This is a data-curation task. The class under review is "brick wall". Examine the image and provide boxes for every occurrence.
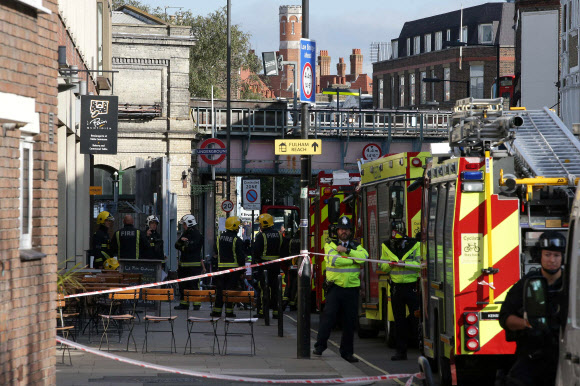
[0,1,59,385]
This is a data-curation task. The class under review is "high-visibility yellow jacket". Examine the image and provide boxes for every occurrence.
[379,240,421,283]
[324,239,367,288]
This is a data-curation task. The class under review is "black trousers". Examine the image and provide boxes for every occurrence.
[258,262,280,315]
[283,267,298,307]
[177,266,202,304]
[213,271,240,315]
[391,282,419,354]
[505,350,558,386]
[314,286,359,358]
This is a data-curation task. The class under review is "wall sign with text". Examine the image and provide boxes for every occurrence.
[80,95,118,154]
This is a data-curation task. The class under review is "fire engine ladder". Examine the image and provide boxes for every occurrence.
[505,108,580,179]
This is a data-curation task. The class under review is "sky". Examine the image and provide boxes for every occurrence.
[139,0,501,75]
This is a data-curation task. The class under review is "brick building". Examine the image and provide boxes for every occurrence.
[317,49,373,95]
[373,2,515,110]
[0,0,58,384]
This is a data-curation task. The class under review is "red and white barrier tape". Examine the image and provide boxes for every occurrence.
[56,337,422,384]
[65,255,297,299]
[309,252,426,268]
[298,250,311,277]
[478,280,496,290]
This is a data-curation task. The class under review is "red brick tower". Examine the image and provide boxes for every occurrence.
[275,5,302,98]
[350,48,363,79]
[318,50,331,76]
[337,57,347,78]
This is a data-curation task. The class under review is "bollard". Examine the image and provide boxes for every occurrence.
[278,274,283,337]
[264,269,270,326]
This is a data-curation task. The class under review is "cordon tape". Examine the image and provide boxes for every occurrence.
[56,337,423,385]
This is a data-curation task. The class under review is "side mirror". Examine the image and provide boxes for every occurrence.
[408,177,424,192]
[328,197,341,224]
[523,276,549,329]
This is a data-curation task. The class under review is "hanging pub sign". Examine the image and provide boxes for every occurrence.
[80,95,118,154]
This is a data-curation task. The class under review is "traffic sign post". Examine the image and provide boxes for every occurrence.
[274,139,322,155]
[242,179,261,211]
[362,143,382,161]
[300,39,316,104]
[221,200,234,213]
[196,138,227,165]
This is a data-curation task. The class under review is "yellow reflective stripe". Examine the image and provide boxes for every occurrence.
[116,232,120,258]
[391,270,418,275]
[262,232,267,258]
[180,262,201,267]
[219,263,238,267]
[233,237,238,260]
[326,267,359,273]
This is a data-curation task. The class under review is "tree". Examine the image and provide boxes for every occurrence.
[112,1,264,99]
[260,176,299,206]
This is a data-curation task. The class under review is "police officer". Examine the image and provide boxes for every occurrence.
[280,229,300,311]
[110,215,150,260]
[211,216,245,317]
[499,231,565,386]
[313,216,367,363]
[174,214,205,310]
[379,228,421,361]
[252,213,283,319]
[92,211,114,269]
[144,215,164,260]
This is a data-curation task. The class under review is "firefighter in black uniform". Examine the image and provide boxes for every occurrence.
[144,215,164,260]
[280,229,300,311]
[92,211,114,269]
[174,214,205,310]
[252,213,283,319]
[110,214,150,260]
[211,216,245,317]
[499,231,565,386]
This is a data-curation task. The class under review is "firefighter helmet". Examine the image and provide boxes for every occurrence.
[103,258,119,270]
[146,215,159,227]
[225,216,241,231]
[336,216,352,230]
[257,213,274,228]
[96,211,114,225]
[179,214,197,227]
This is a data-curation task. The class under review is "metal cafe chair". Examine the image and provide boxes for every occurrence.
[222,290,257,356]
[141,288,177,353]
[183,289,220,355]
[98,288,139,352]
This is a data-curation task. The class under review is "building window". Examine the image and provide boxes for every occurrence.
[291,21,295,35]
[420,71,427,104]
[570,33,579,70]
[446,29,451,42]
[470,64,484,98]
[400,75,405,106]
[425,34,431,52]
[563,4,567,33]
[430,69,436,101]
[392,40,398,59]
[391,76,396,108]
[479,24,493,44]
[406,38,411,56]
[461,26,468,43]
[435,31,442,50]
[20,139,33,249]
[414,36,421,55]
[379,78,384,107]
[409,73,416,105]
[282,20,285,35]
[444,67,450,101]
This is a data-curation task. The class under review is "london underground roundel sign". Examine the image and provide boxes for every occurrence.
[198,138,226,165]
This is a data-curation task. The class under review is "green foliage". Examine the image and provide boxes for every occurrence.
[260,176,299,206]
[57,258,86,295]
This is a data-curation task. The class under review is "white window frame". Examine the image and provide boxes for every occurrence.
[414,36,421,55]
[420,71,427,104]
[444,67,451,101]
[399,75,405,106]
[430,69,436,101]
[409,73,416,105]
[20,138,33,249]
[446,29,451,42]
[391,76,395,108]
[478,24,493,44]
[435,31,442,50]
[406,38,411,56]
[291,21,295,35]
[392,40,398,59]
[470,64,485,98]
[282,20,286,35]
[425,34,431,53]
[461,26,468,43]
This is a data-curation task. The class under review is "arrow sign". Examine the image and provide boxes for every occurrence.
[275,139,322,155]
[311,142,319,152]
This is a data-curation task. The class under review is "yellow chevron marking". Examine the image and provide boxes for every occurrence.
[491,210,519,265]
[321,203,328,225]
[459,189,485,221]
[478,318,503,349]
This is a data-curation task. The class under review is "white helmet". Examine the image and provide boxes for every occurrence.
[146,215,159,227]
[180,214,197,227]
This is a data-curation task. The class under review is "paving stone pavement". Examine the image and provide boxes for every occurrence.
[56,304,373,385]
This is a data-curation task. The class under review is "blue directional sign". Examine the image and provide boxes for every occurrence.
[300,38,316,104]
[195,149,227,155]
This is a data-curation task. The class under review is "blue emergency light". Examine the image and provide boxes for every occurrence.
[461,171,484,181]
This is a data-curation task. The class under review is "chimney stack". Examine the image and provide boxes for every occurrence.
[350,48,363,79]
[337,57,346,78]
[318,50,331,76]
